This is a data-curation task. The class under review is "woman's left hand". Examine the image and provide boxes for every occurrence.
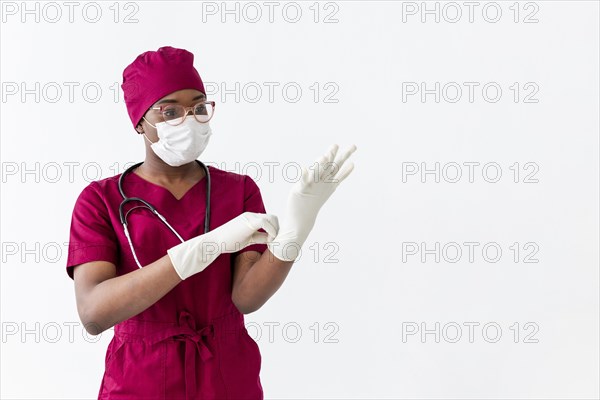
[268,143,357,262]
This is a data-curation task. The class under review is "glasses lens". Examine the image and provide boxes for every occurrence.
[193,102,214,123]
[162,105,186,125]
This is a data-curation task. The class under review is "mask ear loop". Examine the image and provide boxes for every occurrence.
[141,116,157,145]
[142,115,157,129]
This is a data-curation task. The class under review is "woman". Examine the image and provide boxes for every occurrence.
[66,46,356,399]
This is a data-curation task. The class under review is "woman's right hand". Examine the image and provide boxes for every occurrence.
[167,212,279,280]
[214,211,279,253]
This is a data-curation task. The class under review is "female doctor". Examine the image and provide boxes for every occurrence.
[66,46,356,399]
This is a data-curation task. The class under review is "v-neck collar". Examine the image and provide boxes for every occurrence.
[129,165,208,202]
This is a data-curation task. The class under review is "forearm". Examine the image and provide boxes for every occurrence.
[84,255,182,334]
[233,248,294,314]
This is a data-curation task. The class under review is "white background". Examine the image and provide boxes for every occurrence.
[1,1,599,398]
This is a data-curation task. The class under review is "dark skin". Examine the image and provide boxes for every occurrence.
[73,89,294,335]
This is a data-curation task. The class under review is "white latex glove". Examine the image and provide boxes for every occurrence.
[168,211,279,280]
[268,143,357,262]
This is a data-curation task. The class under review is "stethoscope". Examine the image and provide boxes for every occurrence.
[118,160,211,269]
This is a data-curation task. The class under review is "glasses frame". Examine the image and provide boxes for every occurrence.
[150,100,216,126]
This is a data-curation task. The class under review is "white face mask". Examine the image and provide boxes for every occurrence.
[142,116,212,167]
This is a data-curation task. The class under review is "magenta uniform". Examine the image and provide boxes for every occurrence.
[66,165,267,399]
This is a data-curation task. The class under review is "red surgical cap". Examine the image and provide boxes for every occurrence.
[121,46,206,130]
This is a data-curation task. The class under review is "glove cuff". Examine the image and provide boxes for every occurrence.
[167,234,221,280]
[267,239,303,262]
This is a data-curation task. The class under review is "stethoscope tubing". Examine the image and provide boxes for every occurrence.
[117,160,211,268]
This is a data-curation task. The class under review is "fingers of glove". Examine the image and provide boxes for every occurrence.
[242,212,278,237]
[309,144,336,182]
[328,145,356,184]
[312,153,329,182]
[318,144,339,182]
[303,144,351,185]
[260,214,279,239]
[239,212,267,231]
[248,231,269,245]
[330,144,357,181]
[326,143,339,164]
[335,161,355,184]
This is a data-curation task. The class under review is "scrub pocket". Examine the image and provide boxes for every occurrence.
[216,327,263,399]
[99,333,167,398]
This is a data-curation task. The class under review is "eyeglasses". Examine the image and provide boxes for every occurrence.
[150,100,216,126]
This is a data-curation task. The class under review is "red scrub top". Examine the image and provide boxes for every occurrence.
[66,164,267,399]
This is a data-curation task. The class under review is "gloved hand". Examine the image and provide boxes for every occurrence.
[268,143,357,262]
[167,211,279,280]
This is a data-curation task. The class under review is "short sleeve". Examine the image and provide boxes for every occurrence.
[233,175,268,258]
[66,182,119,280]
